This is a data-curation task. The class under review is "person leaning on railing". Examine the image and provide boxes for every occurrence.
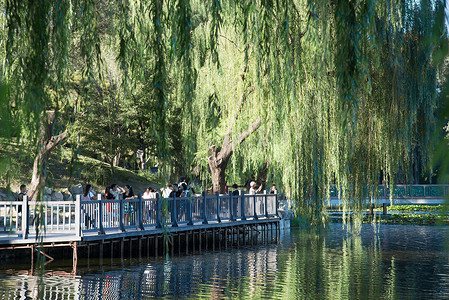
[83,184,96,201]
[122,185,134,224]
[83,184,97,228]
[249,181,264,216]
[17,184,27,212]
[142,187,154,221]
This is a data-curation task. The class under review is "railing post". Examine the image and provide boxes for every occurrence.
[275,191,279,217]
[229,191,235,221]
[241,191,246,221]
[138,194,145,230]
[253,193,258,220]
[216,192,221,223]
[172,194,178,227]
[202,191,208,224]
[98,194,105,234]
[22,195,29,239]
[155,194,162,228]
[119,199,125,232]
[75,195,81,237]
[187,196,193,225]
[264,190,269,218]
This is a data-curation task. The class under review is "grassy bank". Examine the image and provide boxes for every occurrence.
[0,144,159,195]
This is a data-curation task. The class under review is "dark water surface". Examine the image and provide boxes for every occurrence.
[1,224,449,299]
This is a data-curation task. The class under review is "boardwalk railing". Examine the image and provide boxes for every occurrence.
[0,197,79,239]
[80,191,278,232]
[328,184,449,199]
[0,191,278,239]
[326,184,449,207]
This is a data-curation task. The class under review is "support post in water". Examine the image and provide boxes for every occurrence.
[72,242,78,274]
[30,244,34,275]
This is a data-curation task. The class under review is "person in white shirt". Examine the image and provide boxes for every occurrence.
[142,187,156,221]
[142,187,153,199]
[83,184,96,227]
[162,184,172,198]
[249,181,262,195]
[83,184,96,200]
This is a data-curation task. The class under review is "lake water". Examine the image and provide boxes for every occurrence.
[1,223,449,299]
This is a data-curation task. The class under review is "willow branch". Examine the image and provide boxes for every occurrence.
[219,34,242,52]
[44,130,69,152]
[237,117,261,146]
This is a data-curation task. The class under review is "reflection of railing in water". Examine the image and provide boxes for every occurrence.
[0,191,279,240]
[0,235,283,299]
[0,273,82,299]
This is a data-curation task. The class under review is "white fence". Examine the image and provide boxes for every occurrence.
[0,191,279,239]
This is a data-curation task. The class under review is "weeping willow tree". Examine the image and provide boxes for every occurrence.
[0,0,111,199]
[174,0,447,226]
[1,0,447,226]
[1,1,75,200]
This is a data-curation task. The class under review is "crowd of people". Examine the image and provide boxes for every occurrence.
[14,178,277,203]
[11,179,277,233]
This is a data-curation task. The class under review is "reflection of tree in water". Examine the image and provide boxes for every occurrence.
[0,238,395,299]
[3,225,449,299]
[270,229,398,299]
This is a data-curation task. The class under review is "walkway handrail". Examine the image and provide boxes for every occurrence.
[328,184,449,199]
[0,192,278,238]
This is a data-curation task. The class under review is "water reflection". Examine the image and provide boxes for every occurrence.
[1,224,449,299]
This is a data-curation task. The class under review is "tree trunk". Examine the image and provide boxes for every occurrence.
[208,117,261,194]
[113,153,121,167]
[28,152,49,202]
[209,161,227,194]
[109,160,115,175]
[207,68,261,194]
[256,161,269,189]
[28,111,68,201]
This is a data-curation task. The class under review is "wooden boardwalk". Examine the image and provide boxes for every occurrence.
[0,193,280,269]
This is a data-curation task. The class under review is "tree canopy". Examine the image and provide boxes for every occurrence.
[0,0,447,225]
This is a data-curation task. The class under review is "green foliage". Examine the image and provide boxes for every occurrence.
[1,0,447,228]
[373,213,448,225]
[382,204,444,212]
